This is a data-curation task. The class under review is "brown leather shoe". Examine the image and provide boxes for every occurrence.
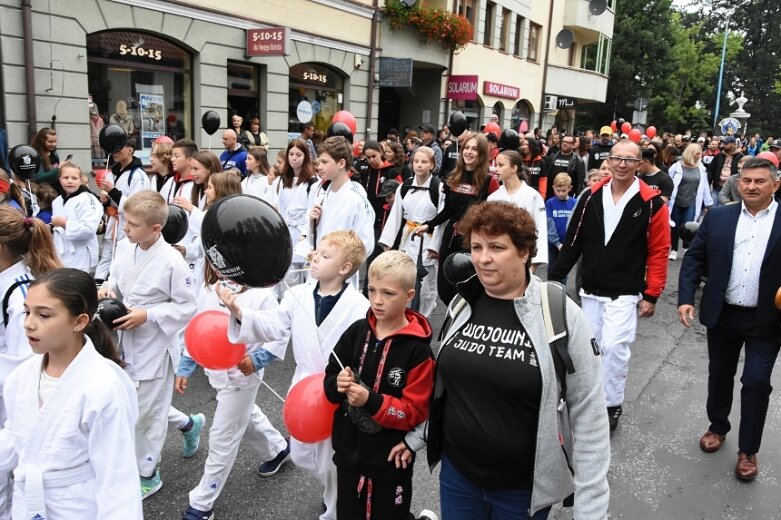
[735,452,758,481]
[699,431,726,453]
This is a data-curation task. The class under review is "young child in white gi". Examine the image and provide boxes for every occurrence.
[216,230,370,520]
[50,162,103,273]
[95,138,150,281]
[98,190,197,499]
[378,146,444,317]
[0,268,141,519]
[242,146,273,203]
[307,137,375,289]
[0,206,62,520]
[175,270,291,520]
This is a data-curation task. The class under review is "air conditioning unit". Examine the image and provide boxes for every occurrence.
[544,95,558,111]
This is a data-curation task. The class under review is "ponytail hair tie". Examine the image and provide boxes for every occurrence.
[23,217,33,229]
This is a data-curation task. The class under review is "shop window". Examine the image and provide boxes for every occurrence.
[511,99,532,134]
[453,97,484,132]
[514,15,525,57]
[288,63,344,136]
[483,2,496,47]
[87,31,192,166]
[227,62,263,135]
[456,0,478,41]
[499,8,511,53]
[528,23,541,62]
[492,102,504,126]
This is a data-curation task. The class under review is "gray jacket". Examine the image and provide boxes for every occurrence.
[405,275,610,519]
[718,174,741,205]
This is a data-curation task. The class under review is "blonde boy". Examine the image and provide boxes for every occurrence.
[324,250,435,520]
[218,230,370,520]
[99,190,197,498]
[547,173,577,284]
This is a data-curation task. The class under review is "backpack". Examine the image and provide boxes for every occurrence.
[3,278,32,327]
[399,176,440,209]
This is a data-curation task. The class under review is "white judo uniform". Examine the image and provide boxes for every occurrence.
[272,177,319,288]
[185,284,289,512]
[159,178,206,293]
[378,176,445,317]
[51,190,103,273]
[95,163,150,279]
[0,338,142,520]
[228,282,369,520]
[241,173,272,204]
[488,182,549,266]
[104,235,197,476]
[0,262,33,520]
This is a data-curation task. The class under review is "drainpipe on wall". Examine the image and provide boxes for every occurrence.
[365,1,379,140]
[538,0,555,130]
[22,0,37,140]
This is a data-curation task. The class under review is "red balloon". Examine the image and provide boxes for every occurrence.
[331,111,357,135]
[646,126,657,139]
[621,122,632,134]
[483,122,501,137]
[283,373,338,443]
[610,120,618,132]
[184,310,246,370]
[628,129,642,143]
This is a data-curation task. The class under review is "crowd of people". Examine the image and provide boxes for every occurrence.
[0,114,778,520]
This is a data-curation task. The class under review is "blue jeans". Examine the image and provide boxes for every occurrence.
[439,455,551,520]
[670,203,696,250]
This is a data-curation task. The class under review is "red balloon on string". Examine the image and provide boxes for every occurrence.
[610,120,618,132]
[283,373,339,443]
[332,111,357,135]
[646,126,657,139]
[621,122,632,134]
[184,310,246,370]
[483,122,501,137]
[628,129,642,143]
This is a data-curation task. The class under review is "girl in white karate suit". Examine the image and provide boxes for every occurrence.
[378,146,445,317]
[0,268,141,520]
[218,229,370,520]
[271,139,320,288]
[242,146,272,203]
[0,206,62,520]
[174,262,289,519]
[50,162,103,273]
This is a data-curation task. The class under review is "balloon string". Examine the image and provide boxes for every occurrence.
[261,378,286,403]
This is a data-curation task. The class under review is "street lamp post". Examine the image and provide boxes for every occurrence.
[713,1,749,129]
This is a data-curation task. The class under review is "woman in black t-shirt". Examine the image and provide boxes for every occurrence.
[414,132,499,305]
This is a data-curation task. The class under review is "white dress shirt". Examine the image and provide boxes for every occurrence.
[725,200,777,307]
[602,177,640,245]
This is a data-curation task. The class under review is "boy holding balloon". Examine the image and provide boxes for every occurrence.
[98,190,197,500]
[324,250,436,520]
[217,229,370,520]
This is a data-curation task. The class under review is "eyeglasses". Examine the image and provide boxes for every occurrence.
[608,156,640,165]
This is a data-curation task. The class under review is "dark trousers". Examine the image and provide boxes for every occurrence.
[436,224,464,307]
[363,227,384,296]
[336,467,415,520]
[706,304,780,455]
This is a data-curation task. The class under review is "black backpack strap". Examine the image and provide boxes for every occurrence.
[541,281,574,400]
[438,294,468,342]
[3,278,32,327]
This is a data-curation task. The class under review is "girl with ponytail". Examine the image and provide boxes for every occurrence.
[0,169,27,215]
[0,268,141,519]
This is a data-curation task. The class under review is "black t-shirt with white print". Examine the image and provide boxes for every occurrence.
[439,292,541,489]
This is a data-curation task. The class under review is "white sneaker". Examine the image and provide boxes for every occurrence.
[668,250,677,261]
[418,510,439,520]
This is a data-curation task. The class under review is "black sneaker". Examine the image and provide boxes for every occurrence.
[608,405,622,432]
[258,441,291,477]
[181,505,214,520]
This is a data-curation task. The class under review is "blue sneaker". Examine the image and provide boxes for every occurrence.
[258,441,291,477]
[181,505,214,520]
[181,413,206,458]
[140,469,163,500]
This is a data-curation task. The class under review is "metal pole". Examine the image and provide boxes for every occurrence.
[713,14,731,129]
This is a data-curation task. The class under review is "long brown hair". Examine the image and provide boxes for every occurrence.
[0,169,27,214]
[498,150,528,182]
[247,146,270,175]
[206,171,242,209]
[31,128,57,171]
[281,139,315,189]
[0,205,62,276]
[447,132,490,192]
[190,151,221,206]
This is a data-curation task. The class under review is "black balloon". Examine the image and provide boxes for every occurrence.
[678,221,700,244]
[99,124,128,155]
[443,252,476,285]
[8,145,40,181]
[202,110,221,136]
[499,128,520,151]
[96,298,129,329]
[201,195,292,287]
[448,111,468,137]
[617,117,626,127]
[326,122,353,143]
[162,204,189,244]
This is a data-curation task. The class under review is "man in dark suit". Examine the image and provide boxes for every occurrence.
[678,157,781,481]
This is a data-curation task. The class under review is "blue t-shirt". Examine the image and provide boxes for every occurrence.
[220,148,248,177]
[546,196,577,243]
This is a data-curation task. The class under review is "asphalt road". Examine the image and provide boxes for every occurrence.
[144,261,781,519]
